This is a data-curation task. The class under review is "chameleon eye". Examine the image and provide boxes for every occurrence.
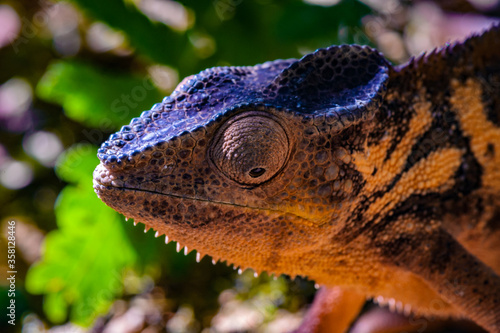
[249,167,266,178]
[210,113,289,186]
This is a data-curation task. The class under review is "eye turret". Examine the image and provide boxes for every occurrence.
[210,113,289,186]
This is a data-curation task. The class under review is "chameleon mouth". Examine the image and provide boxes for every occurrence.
[93,163,246,211]
[93,163,329,278]
[92,163,317,225]
[94,178,251,211]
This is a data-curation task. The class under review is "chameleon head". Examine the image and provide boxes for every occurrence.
[93,45,389,275]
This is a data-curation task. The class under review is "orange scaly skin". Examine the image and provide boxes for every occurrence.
[94,26,500,332]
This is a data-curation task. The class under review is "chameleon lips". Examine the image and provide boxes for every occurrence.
[93,161,252,227]
[93,162,324,275]
[93,162,319,226]
[93,177,226,229]
[93,162,227,226]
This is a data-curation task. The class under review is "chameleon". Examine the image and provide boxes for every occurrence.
[93,25,500,332]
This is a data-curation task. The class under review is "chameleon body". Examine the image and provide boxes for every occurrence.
[94,26,500,332]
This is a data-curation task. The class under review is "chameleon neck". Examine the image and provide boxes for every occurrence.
[342,73,500,269]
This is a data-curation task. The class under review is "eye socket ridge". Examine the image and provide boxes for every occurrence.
[209,112,290,186]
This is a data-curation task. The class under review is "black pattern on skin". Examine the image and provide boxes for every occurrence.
[481,67,500,127]
[389,108,483,198]
[333,94,485,245]
[94,25,500,332]
[380,100,412,163]
[486,209,500,231]
[338,123,484,247]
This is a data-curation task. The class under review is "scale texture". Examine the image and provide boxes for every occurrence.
[94,25,500,332]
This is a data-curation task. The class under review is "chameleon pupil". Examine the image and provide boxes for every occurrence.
[249,168,266,177]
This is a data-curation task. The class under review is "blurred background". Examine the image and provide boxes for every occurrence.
[0,0,499,332]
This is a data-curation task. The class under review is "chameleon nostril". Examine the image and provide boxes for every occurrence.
[249,168,266,178]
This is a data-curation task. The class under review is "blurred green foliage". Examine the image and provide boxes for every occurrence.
[37,61,163,129]
[4,0,495,331]
[7,0,372,328]
[26,145,137,325]
[69,0,188,66]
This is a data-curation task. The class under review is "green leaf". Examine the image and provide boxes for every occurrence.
[67,0,189,67]
[44,293,67,323]
[26,146,138,326]
[36,61,163,129]
[274,0,372,45]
